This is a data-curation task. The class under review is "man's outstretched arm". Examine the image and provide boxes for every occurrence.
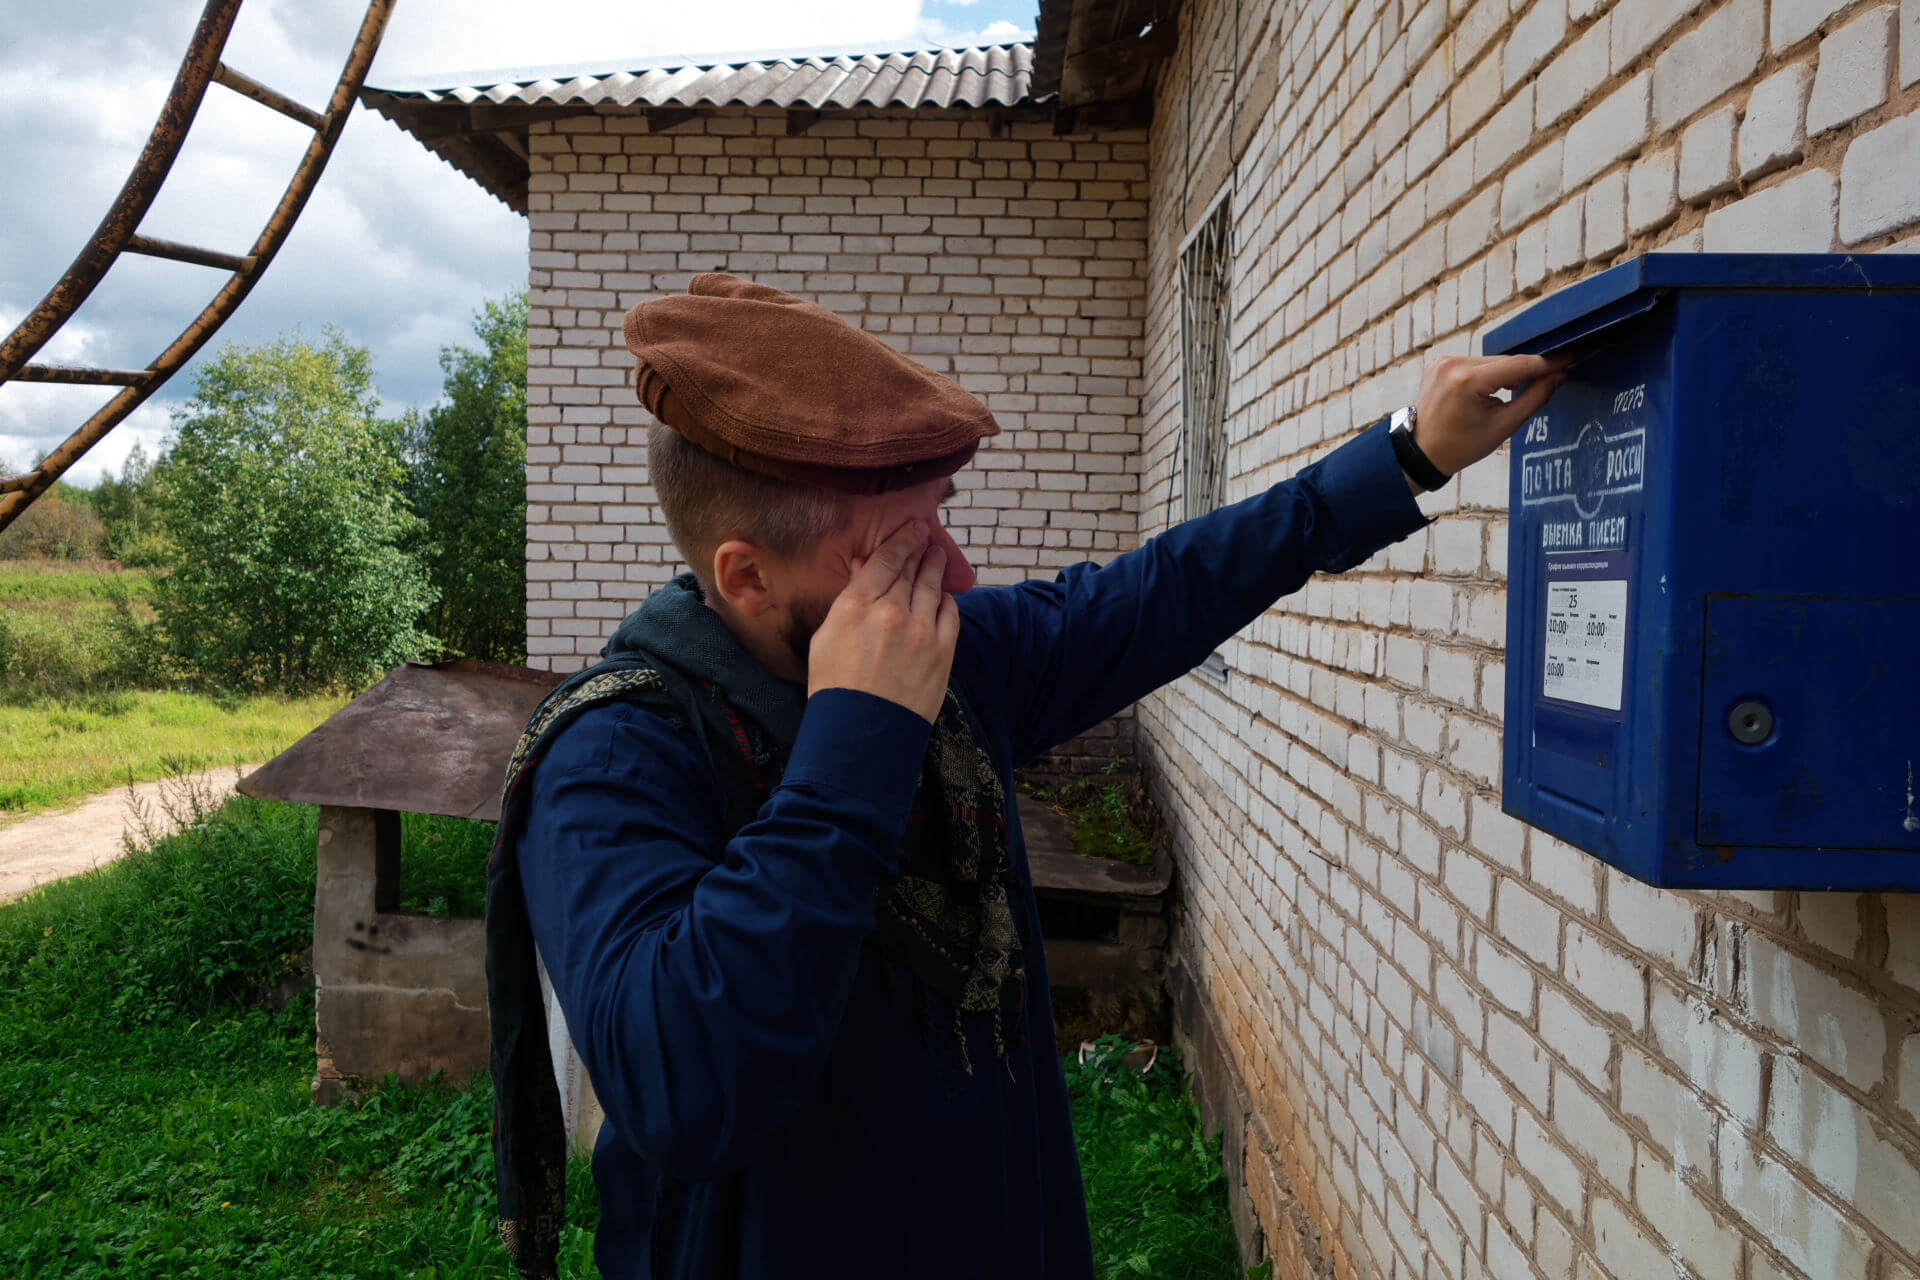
[954,354,1565,765]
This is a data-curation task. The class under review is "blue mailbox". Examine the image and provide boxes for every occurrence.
[1485,254,1920,890]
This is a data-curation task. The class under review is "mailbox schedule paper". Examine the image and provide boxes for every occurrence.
[1541,557,1628,712]
[1517,407,1645,719]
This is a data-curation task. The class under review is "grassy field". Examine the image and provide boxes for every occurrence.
[0,787,591,1279]
[0,691,346,813]
[0,559,155,602]
[0,559,344,812]
[0,787,1250,1278]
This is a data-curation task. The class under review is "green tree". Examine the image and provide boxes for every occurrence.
[403,292,528,663]
[88,442,169,564]
[153,329,436,691]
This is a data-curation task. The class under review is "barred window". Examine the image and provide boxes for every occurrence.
[1179,194,1232,523]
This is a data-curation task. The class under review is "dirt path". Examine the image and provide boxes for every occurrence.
[0,765,261,905]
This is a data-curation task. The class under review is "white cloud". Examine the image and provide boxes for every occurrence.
[913,14,1034,47]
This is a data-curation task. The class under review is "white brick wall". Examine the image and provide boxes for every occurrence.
[522,106,1150,670]
[506,17,1919,1273]
[1136,0,1920,1276]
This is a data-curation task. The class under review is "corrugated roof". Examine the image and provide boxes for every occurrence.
[365,41,1035,114]
[363,41,1041,212]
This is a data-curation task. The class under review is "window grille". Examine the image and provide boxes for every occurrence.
[1178,195,1232,523]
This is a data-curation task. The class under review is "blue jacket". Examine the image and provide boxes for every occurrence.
[512,420,1426,1278]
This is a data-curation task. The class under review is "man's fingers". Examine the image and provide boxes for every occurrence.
[936,590,960,648]
[1465,352,1564,394]
[911,542,947,617]
[1496,370,1568,432]
[848,521,927,600]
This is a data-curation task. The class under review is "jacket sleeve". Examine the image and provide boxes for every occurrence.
[953,418,1429,766]
[515,686,931,1180]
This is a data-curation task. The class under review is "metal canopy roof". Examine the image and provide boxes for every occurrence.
[367,41,1035,112]
[362,42,1042,211]
[239,659,561,823]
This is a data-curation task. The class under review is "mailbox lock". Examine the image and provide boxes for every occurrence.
[1727,699,1773,745]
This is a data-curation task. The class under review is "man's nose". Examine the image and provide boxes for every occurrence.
[933,524,975,593]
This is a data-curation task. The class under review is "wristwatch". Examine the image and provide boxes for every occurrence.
[1388,406,1450,492]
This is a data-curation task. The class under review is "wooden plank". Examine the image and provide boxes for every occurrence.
[1018,795,1172,900]
[468,102,589,130]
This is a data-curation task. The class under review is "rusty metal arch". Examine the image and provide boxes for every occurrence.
[0,0,396,532]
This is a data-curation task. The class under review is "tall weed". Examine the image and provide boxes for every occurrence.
[0,776,597,1278]
[398,812,495,918]
[0,587,159,701]
[1065,1035,1263,1279]
[0,775,316,1027]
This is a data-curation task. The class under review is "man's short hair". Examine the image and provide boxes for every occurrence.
[647,423,852,581]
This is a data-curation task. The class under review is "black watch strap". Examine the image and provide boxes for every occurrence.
[1389,418,1450,491]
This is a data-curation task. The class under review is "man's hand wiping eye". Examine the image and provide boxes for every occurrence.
[805,520,960,725]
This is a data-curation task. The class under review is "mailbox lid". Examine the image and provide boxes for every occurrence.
[1484,253,1920,355]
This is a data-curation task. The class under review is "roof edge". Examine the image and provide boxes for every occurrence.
[365,37,1036,98]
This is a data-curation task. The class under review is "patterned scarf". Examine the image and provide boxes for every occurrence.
[484,575,1025,1280]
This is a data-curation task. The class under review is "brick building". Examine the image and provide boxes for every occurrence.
[369,4,1920,1275]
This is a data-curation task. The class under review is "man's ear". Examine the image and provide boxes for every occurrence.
[709,540,777,617]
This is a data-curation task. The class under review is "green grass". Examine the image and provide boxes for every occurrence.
[0,557,347,811]
[0,559,356,815]
[1021,767,1162,867]
[398,811,495,919]
[1066,1036,1260,1279]
[0,596,152,702]
[0,999,606,1280]
[0,690,345,812]
[0,559,154,602]
[0,788,1244,1278]
[0,785,587,1278]
[0,782,494,1017]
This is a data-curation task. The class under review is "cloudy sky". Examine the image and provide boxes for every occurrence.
[0,0,1036,485]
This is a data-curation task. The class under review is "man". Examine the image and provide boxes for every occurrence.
[486,273,1563,1280]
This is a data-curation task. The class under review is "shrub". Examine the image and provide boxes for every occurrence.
[0,490,106,559]
[397,812,496,918]
[0,582,157,700]
[0,783,503,1026]
[0,777,317,1027]
[152,329,436,693]
[1021,755,1162,867]
[87,441,169,563]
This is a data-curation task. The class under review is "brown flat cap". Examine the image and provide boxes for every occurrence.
[625,273,999,493]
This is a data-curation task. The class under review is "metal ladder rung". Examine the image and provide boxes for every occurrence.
[127,233,255,274]
[0,0,394,537]
[14,364,150,387]
[212,62,327,131]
